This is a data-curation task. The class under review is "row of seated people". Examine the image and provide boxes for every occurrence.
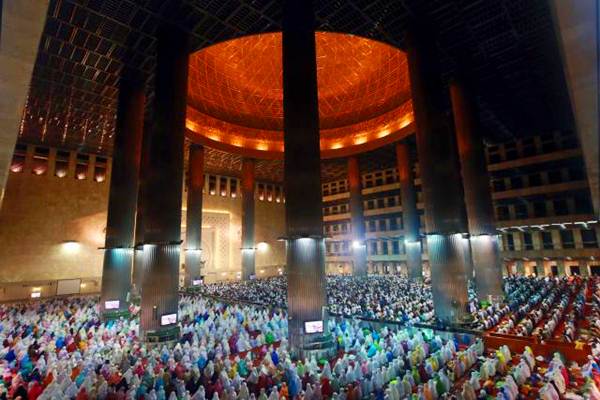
[490,277,588,342]
[457,344,600,399]
[1,288,600,398]
[203,275,599,342]
[0,292,487,400]
[200,276,438,325]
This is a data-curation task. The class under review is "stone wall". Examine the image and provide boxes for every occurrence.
[0,149,109,284]
[0,145,288,296]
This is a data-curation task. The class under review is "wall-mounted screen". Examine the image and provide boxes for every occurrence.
[161,313,177,326]
[304,320,323,334]
[105,300,120,310]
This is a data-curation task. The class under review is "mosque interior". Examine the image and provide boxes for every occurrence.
[0,0,599,398]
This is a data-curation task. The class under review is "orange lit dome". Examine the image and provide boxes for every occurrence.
[186,32,414,159]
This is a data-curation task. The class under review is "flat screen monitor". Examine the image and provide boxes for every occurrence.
[105,300,120,310]
[161,313,177,326]
[192,279,203,286]
[30,292,41,298]
[304,320,324,334]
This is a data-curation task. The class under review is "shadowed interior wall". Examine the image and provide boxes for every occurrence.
[0,159,109,283]
[0,150,286,296]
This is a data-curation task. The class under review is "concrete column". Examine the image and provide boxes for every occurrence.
[396,142,423,280]
[139,26,188,340]
[184,144,204,287]
[516,260,525,275]
[348,156,367,276]
[48,148,57,177]
[67,151,76,177]
[556,259,566,276]
[283,0,333,356]
[579,259,589,276]
[535,259,544,276]
[406,26,470,324]
[241,158,256,280]
[24,145,34,173]
[462,236,474,280]
[87,154,96,180]
[450,79,503,301]
[132,123,152,295]
[100,74,145,317]
[0,0,49,206]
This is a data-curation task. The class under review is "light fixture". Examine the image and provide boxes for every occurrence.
[62,240,80,252]
[257,242,268,252]
[352,240,363,249]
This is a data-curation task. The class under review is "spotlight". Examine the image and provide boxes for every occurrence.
[257,242,268,252]
[62,240,80,253]
[352,240,363,249]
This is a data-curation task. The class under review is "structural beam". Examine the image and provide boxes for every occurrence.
[283,0,333,356]
[0,0,48,207]
[241,158,256,280]
[100,74,144,317]
[405,26,470,324]
[139,26,189,339]
[184,143,204,287]
[450,79,504,301]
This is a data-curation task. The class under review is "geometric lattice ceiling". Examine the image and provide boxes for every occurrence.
[187,31,413,158]
[18,0,574,181]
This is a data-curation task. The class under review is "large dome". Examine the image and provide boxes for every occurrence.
[186,31,414,159]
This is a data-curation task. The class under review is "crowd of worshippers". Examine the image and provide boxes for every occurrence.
[200,276,437,324]
[202,275,600,344]
[490,276,592,342]
[3,294,600,400]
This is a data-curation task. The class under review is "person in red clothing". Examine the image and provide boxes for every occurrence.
[321,377,333,398]
[75,387,89,400]
[27,381,43,400]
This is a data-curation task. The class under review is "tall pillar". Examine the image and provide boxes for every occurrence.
[450,79,503,301]
[283,0,333,356]
[462,236,474,280]
[139,26,188,339]
[100,74,145,317]
[132,123,152,296]
[396,142,422,280]
[406,26,470,324]
[184,144,204,287]
[67,151,76,177]
[348,156,367,276]
[241,158,256,280]
[516,260,525,275]
[48,148,57,177]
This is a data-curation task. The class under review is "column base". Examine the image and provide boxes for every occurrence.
[471,234,504,301]
[100,247,134,318]
[140,243,181,334]
[427,233,471,325]
[144,326,181,344]
[351,245,368,277]
[406,241,423,280]
[289,332,336,360]
[102,309,131,321]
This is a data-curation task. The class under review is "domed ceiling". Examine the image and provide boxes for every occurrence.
[186,31,414,159]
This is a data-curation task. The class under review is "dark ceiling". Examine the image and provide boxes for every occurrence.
[17,0,574,182]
